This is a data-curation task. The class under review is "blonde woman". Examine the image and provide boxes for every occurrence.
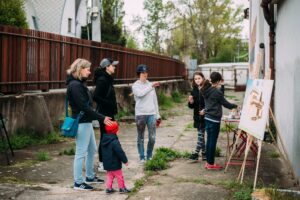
[66,58,113,190]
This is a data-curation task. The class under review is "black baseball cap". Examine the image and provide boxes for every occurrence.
[136,64,148,73]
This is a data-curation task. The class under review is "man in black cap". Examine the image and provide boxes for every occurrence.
[93,58,119,172]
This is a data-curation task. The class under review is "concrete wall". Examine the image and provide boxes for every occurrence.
[0,80,189,136]
[250,0,300,181]
[274,0,300,181]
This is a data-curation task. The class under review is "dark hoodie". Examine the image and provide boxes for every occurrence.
[101,133,128,171]
[188,86,205,129]
[201,82,237,122]
[66,75,105,123]
[93,68,118,117]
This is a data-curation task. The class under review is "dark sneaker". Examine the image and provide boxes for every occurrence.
[85,176,105,184]
[106,188,116,194]
[119,188,131,194]
[201,153,207,161]
[74,182,93,191]
[189,153,199,161]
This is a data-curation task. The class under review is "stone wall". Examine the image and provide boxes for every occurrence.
[0,80,190,136]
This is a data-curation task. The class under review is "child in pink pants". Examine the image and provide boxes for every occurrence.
[101,121,130,194]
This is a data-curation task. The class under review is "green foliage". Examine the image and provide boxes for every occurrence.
[217,180,252,200]
[171,91,184,103]
[59,147,75,156]
[215,146,221,157]
[126,34,139,49]
[220,123,237,132]
[0,0,28,28]
[0,129,64,152]
[144,147,185,171]
[36,150,51,161]
[101,0,126,46]
[157,92,173,110]
[267,151,280,158]
[115,107,134,121]
[233,188,252,200]
[184,122,194,131]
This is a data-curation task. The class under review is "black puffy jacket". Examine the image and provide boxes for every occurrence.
[66,75,105,123]
[101,133,128,171]
[93,69,118,117]
[188,86,205,129]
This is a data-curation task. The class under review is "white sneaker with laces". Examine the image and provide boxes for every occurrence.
[97,162,106,172]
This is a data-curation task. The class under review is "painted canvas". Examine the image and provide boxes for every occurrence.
[239,79,274,140]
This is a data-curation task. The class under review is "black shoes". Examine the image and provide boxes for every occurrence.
[189,153,199,161]
[119,188,131,194]
[106,188,116,194]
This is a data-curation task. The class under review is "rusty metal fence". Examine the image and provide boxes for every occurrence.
[0,25,186,94]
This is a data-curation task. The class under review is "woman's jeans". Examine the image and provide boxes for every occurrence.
[135,115,156,160]
[74,123,97,184]
[205,119,221,165]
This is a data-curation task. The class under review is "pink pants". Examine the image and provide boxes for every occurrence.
[106,169,125,189]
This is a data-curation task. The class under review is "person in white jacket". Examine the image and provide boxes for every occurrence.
[132,64,161,163]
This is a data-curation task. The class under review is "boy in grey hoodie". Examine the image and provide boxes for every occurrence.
[132,64,161,163]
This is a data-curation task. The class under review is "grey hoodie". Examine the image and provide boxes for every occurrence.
[202,86,237,122]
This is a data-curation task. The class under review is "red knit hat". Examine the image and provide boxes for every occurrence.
[105,121,119,134]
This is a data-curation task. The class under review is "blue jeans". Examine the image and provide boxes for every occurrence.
[205,119,221,165]
[135,115,156,160]
[74,123,97,184]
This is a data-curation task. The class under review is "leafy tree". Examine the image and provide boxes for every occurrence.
[134,0,172,53]
[101,0,126,46]
[125,34,139,49]
[0,0,28,28]
[169,0,244,63]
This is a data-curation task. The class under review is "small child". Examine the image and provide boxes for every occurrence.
[201,72,237,170]
[101,121,130,194]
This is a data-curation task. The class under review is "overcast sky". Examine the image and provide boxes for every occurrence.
[123,0,249,44]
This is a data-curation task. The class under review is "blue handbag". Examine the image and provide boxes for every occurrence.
[61,97,84,137]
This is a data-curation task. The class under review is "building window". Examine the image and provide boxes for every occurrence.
[68,18,72,33]
[32,16,38,29]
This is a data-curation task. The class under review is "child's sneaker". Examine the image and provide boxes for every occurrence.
[106,188,116,194]
[189,153,199,161]
[119,188,131,194]
[140,159,145,165]
[201,152,207,161]
[85,176,105,184]
[205,163,223,170]
[98,162,106,172]
[74,182,93,191]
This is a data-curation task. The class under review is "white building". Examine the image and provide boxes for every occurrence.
[24,0,101,41]
[249,0,300,182]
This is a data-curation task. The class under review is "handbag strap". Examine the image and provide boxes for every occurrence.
[65,95,86,118]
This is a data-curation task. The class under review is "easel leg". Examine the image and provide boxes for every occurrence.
[237,135,253,183]
[253,140,263,189]
[224,129,242,173]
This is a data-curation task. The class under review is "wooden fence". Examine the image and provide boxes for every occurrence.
[0,25,186,94]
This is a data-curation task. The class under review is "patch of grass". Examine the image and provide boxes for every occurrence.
[171,91,184,103]
[0,176,32,184]
[144,147,185,171]
[220,123,237,132]
[265,188,300,200]
[217,180,252,200]
[225,95,236,100]
[267,151,280,158]
[184,123,194,131]
[130,177,147,194]
[8,160,39,168]
[59,146,75,156]
[115,107,134,121]
[158,92,174,110]
[215,146,222,157]
[0,129,64,152]
[36,150,51,161]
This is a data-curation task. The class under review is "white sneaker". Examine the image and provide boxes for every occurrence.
[97,162,106,172]
[140,159,145,165]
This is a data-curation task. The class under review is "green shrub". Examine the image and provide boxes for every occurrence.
[36,150,51,161]
[59,147,75,156]
[171,91,184,103]
[215,146,222,157]
[158,92,173,110]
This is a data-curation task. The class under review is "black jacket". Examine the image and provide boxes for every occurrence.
[93,69,118,117]
[101,133,128,171]
[188,86,205,129]
[66,75,105,123]
[201,84,237,122]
